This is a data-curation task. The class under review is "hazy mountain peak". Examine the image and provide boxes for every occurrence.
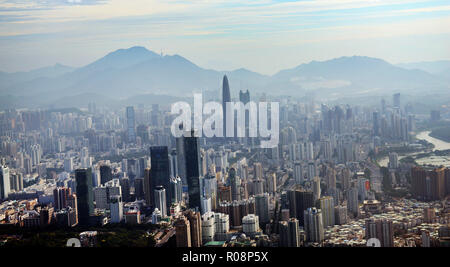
[79,46,161,72]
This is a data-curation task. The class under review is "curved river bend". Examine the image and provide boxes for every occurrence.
[378,131,450,167]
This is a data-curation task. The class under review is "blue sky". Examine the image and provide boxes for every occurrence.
[1,0,450,74]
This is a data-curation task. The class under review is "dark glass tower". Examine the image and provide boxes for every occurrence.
[184,130,201,210]
[100,165,112,185]
[75,168,94,226]
[222,75,231,137]
[239,90,250,104]
[150,146,171,209]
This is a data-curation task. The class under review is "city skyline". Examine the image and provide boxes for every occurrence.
[0,0,450,252]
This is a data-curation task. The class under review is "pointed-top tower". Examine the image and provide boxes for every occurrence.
[222,75,231,137]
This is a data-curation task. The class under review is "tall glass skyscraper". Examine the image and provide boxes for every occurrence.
[184,130,201,210]
[222,75,231,137]
[154,185,167,217]
[150,146,171,209]
[75,168,94,226]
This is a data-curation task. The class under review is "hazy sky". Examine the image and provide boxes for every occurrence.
[1,0,450,74]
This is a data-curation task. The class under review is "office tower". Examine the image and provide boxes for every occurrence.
[279,221,289,247]
[239,89,250,104]
[318,196,335,228]
[393,93,400,108]
[126,106,136,143]
[0,166,11,200]
[255,193,270,225]
[242,214,260,236]
[304,208,324,243]
[184,131,201,211]
[186,210,202,247]
[99,165,112,185]
[280,218,300,247]
[53,187,72,211]
[289,189,314,226]
[347,187,359,218]
[222,75,231,137]
[334,205,348,225]
[229,167,241,201]
[169,149,178,178]
[176,136,187,185]
[373,111,380,136]
[175,216,191,247]
[75,168,94,226]
[201,212,215,243]
[144,168,152,206]
[288,218,300,247]
[287,190,297,219]
[150,146,171,209]
[154,186,167,217]
[170,176,183,204]
[389,152,399,169]
[120,177,130,202]
[134,177,144,200]
[365,218,394,247]
[110,195,123,223]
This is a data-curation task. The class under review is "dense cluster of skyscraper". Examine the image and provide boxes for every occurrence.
[0,76,449,247]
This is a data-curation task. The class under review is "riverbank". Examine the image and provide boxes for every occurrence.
[378,131,450,167]
[430,127,450,143]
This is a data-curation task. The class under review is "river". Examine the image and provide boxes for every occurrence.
[378,131,450,167]
[416,131,450,151]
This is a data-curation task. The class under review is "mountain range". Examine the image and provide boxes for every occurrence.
[1,46,449,109]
